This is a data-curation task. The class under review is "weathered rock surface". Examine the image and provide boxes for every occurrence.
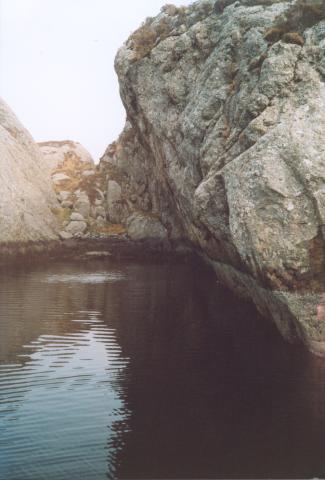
[39,140,127,239]
[39,140,94,173]
[0,98,59,244]
[100,0,325,353]
[126,213,168,241]
[65,220,88,236]
[39,140,119,238]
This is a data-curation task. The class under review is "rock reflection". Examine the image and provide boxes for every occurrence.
[0,263,129,480]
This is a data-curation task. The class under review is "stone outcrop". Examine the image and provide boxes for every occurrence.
[39,140,94,173]
[39,140,124,239]
[0,99,59,245]
[100,0,325,353]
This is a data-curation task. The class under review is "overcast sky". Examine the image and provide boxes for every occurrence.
[0,0,188,161]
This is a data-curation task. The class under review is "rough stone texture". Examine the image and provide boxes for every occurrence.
[100,122,184,239]
[74,193,91,219]
[65,220,88,236]
[39,140,94,173]
[0,98,59,243]
[39,140,115,238]
[126,213,168,241]
[70,212,85,222]
[52,173,71,184]
[100,0,325,353]
[59,230,73,240]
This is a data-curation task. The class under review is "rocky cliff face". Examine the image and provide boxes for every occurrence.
[101,0,325,353]
[0,99,59,245]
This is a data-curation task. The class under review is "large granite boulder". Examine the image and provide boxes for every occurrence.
[101,0,325,353]
[39,140,94,173]
[0,99,59,244]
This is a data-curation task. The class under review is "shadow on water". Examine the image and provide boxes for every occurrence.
[0,258,325,479]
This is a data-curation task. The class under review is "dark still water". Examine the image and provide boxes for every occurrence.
[1,259,325,479]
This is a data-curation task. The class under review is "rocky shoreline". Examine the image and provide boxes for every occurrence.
[0,235,193,267]
[97,0,325,355]
[3,232,324,356]
[1,0,324,355]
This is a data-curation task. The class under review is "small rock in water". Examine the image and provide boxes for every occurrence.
[84,251,112,258]
[59,231,73,240]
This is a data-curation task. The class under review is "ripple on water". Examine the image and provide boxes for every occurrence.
[2,260,325,479]
[0,302,130,480]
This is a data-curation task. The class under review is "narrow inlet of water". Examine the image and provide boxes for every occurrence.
[0,259,324,479]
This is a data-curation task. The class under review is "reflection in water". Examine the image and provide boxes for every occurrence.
[0,264,129,480]
[1,259,325,479]
[45,272,126,284]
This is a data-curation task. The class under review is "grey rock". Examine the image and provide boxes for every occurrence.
[59,230,73,240]
[102,0,325,353]
[107,180,122,203]
[65,220,88,236]
[70,212,85,221]
[74,195,91,218]
[96,216,106,225]
[106,179,124,223]
[95,206,106,218]
[126,214,168,241]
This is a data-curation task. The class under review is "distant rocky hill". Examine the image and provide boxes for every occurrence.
[0,98,59,245]
[39,140,124,240]
[100,0,325,353]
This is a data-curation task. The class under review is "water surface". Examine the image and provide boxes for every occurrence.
[0,259,325,479]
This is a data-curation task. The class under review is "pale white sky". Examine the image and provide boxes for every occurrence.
[0,0,188,161]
